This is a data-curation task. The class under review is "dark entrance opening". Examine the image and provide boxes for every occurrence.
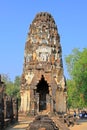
[36,75,49,111]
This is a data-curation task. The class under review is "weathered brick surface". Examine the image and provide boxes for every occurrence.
[20,12,67,115]
[26,115,59,130]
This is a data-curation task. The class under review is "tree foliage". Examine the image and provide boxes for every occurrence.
[2,74,21,99]
[65,48,87,108]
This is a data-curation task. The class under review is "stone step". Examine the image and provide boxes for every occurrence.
[27,115,59,130]
[51,117,70,130]
[38,110,50,115]
[18,113,27,117]
[18,113,34,122]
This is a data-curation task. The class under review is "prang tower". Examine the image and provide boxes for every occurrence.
[20,12,67,115]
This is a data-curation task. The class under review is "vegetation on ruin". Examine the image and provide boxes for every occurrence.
[65,48,87,109]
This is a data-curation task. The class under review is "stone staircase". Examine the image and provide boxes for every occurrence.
[18,112,70,130]
[18,112,34,123]
[51,116,70,130]
[18,112,27,121]
[38,109,50,115]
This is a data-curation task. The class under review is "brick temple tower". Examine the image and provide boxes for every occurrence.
[20,12,67,115]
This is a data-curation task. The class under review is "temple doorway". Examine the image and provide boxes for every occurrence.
[36,75,49,112]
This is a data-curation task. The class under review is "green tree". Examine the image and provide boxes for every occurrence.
[13,76,21,99]
[1,73,10,83]
[1,74,21,99]
[65,48,87,108]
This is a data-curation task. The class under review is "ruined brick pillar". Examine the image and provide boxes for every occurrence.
[20,12,67,115]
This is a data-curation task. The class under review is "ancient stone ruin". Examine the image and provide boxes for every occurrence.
[0,75,18,129]
[0,74,5,99]
[26,115,59,130]
[20,12,67,115]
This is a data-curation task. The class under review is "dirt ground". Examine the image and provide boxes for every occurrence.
[70,119,87,130]
[5,118,87,130]
[5,123,28,130]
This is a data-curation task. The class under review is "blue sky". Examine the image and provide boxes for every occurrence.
[0,0,87,81]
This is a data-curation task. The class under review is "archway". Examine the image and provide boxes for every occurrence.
[36,75,49,111]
